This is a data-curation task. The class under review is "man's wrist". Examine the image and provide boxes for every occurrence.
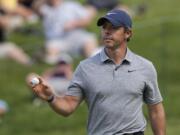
[47,95,54,103]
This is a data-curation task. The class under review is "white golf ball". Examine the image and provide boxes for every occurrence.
[31,77,40,86]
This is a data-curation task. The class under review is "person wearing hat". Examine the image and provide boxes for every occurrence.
[26,54,73,102]
[42,54,73,96]
[27,9,166,135]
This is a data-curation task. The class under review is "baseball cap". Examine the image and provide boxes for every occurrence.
[57,54,73,65]
[97,9,132,29]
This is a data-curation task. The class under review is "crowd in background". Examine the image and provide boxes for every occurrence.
[0,0,148,120]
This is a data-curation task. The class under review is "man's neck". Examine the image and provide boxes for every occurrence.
[105,43,127,65]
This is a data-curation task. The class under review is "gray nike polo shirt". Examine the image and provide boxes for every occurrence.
[66,48,163,135]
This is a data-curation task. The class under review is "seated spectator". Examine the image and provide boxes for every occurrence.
[42,54,73,96]
[0,0,38,30]
[86,0,119,10]
[85,0,134,18]
[0,42,33,66]
[0,0,18,13]
[26,54,73,105]
[0,18,33,66]
[17,0,39,23]
[0,0,23,31]
[18,0,35,8]
[35,0,98,64]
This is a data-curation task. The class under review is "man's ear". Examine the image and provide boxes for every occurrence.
[125,29,132,39]
[126,29,132,38]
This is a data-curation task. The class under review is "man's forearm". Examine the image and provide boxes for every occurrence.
[148,103,166,135]
[150,112,166,135]
[48,95,81,117]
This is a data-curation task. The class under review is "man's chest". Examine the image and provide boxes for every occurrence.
[83,64,146,99]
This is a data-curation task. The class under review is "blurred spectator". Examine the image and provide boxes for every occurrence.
[0,17,33,66]
[18,0,39,23]
[84,0,135,18]
[35,0,98,64]
[0,42,33,66]
[0,25,5,41]
[18,0,35,8]
[0,0,18,13]
[86,0,119,10]
[0,0,38,31]
[0,100,9,119]
[26,54,73,105]
[0,0,23,31]
[134,2,148,16]
[84,0,148,18]
[42,54,73,96]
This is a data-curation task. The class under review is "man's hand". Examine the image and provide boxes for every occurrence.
[26,73,82,117]
[26,73,54,102]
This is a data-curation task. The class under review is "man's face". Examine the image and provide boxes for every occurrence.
[101,21,131,49]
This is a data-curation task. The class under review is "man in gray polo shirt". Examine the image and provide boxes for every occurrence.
[28,9,166,135]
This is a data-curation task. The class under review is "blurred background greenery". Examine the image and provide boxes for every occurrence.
[0,0,180,134]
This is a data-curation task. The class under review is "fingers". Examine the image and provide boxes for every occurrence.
[26,73,40,87]
[33,85,46,100]
[26,73,54,101]
[37,77,43,84]
[31,82,47,100]
[32,84,53,101]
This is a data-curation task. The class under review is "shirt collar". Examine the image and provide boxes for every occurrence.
[100,48,110,62]
[100,47,134,63]
[124,48,134,63]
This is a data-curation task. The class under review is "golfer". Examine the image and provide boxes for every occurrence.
[28,9,166,135]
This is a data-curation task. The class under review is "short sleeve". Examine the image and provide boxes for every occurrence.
[143,63,163,104]
[66,64,85,99]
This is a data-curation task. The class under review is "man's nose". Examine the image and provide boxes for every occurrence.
[104,28,112,35]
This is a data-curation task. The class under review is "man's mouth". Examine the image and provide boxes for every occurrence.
[103,37,113,41]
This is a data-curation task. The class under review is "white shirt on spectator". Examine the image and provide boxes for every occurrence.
[40,1,89,40]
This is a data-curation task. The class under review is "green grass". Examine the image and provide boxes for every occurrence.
[0,0,180,134]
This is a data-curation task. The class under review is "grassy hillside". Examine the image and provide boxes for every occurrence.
[0,0,180,134]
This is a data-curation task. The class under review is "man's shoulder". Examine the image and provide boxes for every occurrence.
[79,53,101,67]
[132,52,156,71]
[133,53,158,80]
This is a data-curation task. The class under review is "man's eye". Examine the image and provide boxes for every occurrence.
[102,25,106,29]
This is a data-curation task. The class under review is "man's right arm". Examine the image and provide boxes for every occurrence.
[26,75,82,117]
[48,95,82,117]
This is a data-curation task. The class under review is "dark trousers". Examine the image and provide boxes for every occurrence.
[124,131,144,135]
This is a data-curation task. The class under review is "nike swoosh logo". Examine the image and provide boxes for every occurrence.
[128,70,136,73]
[107,13,117,16]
